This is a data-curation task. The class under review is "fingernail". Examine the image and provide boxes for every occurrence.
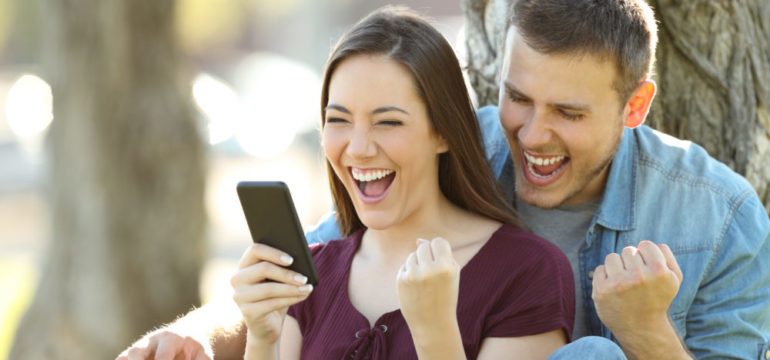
[294,274,308,284]
[280,255,294,265]
[299,284,313,293]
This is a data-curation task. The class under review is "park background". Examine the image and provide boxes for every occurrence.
[0,0,767,359]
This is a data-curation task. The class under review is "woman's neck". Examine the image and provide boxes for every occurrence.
[358,194,464,261]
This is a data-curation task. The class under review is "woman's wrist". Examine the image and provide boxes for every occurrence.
[244,329,279,360]
[408,316,465,359]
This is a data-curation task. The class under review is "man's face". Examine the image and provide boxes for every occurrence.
[499,29,628,209]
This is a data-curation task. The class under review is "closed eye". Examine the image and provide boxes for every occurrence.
[326,117,349,124]
[558,110,584,121]
[506,89,529,104]
[377,120,403,126]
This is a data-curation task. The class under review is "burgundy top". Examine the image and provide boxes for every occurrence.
[288,224,574,359]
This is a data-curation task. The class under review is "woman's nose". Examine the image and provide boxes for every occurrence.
[346,127,377,159]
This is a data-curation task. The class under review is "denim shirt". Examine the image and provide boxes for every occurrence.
[306,105,770,359]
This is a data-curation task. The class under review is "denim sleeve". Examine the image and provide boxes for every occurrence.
[304,210,342,245]
[684,193,770,359]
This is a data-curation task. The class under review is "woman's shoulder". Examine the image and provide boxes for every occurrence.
[488,224,571,269]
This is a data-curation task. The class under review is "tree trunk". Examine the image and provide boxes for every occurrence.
[461,0,511,107]
[461,0,770,213]
[10,0,207,359]
[646,0,770,212]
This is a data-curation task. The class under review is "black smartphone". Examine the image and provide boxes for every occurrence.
[236,181,319,286]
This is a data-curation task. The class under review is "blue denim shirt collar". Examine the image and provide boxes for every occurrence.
[594,127,637,232]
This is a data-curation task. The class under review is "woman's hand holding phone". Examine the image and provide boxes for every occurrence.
[231,243,314,348]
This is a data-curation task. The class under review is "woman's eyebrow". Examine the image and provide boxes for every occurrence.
[325,104,351,114]
[372,106,409,115]
[326,104,410,115]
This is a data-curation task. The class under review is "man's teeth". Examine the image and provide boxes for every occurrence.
[524,153,566,166]
[351,168,394,182]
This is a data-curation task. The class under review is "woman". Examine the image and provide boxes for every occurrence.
[232,6,574,359]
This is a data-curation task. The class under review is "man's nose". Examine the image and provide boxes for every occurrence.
[517,109,552,149]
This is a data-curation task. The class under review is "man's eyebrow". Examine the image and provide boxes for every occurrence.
[503,81,533,102]
[505,80,590,112]
[372,106,409,115]
[325,104,351,114]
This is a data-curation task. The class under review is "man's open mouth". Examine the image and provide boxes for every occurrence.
[522,151,570,184]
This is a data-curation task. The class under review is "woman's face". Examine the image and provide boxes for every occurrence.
[322,54,448,231]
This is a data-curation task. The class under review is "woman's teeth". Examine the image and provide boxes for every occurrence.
[351,168,395,182]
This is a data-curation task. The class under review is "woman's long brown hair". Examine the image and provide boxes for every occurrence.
[321,6,522,236]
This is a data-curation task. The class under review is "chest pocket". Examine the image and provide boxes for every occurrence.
[666,248,712,338]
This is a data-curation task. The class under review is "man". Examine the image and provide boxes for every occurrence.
[118,0,770,359]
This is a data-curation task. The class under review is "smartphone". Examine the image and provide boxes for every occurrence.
[236,181,319,286]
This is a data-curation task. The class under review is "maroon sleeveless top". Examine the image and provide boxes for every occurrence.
[288,224,574,359]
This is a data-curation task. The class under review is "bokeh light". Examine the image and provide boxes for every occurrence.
[232,52,321,158]
[5,74,53,140]
[192,73,240,145]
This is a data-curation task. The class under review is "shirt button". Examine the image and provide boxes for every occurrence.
[588,270,594,279]
[765,349,770,359]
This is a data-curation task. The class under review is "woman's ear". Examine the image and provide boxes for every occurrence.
[435,134,449,154]
[624,80,656,128]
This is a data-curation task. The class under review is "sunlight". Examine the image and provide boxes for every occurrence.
[5,74,53,140]
[192,73,240,145]
[232,52,321,158]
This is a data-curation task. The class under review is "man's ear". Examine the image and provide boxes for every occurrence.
[624,80,656,128]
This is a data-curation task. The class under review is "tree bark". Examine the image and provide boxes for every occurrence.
[461,0,770,212]
[10,1,207,359]
[646,0,770,212]
[461,0,511,107]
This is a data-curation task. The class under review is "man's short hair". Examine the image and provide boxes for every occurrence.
[512,0,658,103]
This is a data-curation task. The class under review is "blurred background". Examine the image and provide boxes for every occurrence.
[2,0,768,358]
[0,0,465,358]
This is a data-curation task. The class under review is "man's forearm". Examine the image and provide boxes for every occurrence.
[168,298,247,358]
[613,315,691,360]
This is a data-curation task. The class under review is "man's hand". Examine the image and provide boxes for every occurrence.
[116,329,212,360]
[592,240,689,359]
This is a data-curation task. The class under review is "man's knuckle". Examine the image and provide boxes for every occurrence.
[126,347,144,357]
[648,261,668,275]
[153,330,177,340]
[628,269,645,285]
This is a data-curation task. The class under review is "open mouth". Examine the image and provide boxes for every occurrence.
[522,150,570,185]
[350,167,396,202]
